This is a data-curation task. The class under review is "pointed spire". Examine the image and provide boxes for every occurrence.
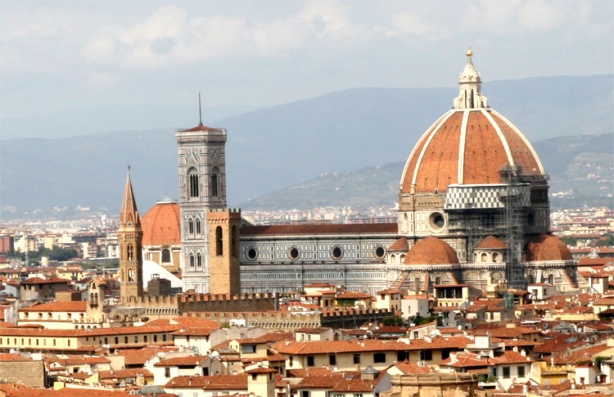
[453,47,488,109]
[120,168,140,227]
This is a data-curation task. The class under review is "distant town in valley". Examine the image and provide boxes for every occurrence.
[1,54,613,397]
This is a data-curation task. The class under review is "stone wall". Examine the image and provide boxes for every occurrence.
[0,360,45,388]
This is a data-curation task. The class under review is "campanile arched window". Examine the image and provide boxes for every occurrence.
[216,226,223,256]
[211,170,219,198]
[188,168,199,198]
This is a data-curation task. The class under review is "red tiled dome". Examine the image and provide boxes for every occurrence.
[404,236,459,265]
[525,234,573,262]
[142,199,181,246]
[474,235,507,250]
[400,52,545,194]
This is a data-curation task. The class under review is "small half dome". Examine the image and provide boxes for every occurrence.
[142,199,181,246]
[475,235,507,250]
[404,236,459,265]
[525,234,573,262]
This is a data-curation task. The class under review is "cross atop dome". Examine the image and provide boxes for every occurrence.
[453,47,488,110]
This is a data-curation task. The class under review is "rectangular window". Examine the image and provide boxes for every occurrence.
[241,344,256,354]
[373,353,386,363]
[502,366,510,378]
[134,335,138,343]
[413,331,419,339]
[153,335,157,342]
[165,367,170,378]
[125,337,128,344]
[517,365,525,378]
[420,350,432,361]
[353,354,360,364]
[307,356,315,367]
[329,354,336,366]
[301,392,310,397]
[115,337,119,344]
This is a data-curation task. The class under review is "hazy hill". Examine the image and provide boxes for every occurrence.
[241,133,614,211]
[1,75,612,219]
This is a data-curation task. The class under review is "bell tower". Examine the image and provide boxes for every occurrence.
[176,107,228,293]
[119,170,144,301]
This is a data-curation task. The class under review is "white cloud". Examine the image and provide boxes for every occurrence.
[462,0,572,36]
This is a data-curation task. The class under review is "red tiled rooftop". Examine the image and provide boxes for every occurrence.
[20,301,87,312]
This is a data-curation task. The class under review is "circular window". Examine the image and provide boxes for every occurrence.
[374,246,385,259]
[247,248,257,260]
[289,247,300,260]
[429,212,445,231]
[331,246,343,260]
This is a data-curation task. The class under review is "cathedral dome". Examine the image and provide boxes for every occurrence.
[404,236,459,265]
[400,50,545,194]
[142,198,181,246]
[525,234,573,262]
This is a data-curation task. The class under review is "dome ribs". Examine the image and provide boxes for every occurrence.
[401,112,452,193]
[490,112,543,175]
[463,111,508,185]
[414,111,463,193]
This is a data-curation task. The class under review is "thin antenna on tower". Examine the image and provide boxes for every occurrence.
[198,93,203,126]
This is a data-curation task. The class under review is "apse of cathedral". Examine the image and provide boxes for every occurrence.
[123,49,577,302]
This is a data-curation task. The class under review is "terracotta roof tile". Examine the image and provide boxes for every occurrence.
[20,301,87,312]
[404,236,459,265]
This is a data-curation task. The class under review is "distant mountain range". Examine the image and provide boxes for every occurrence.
[1,75,612,219]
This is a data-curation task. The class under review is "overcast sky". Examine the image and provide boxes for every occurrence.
[1,0,612,121]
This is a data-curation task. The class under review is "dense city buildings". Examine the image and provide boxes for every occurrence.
[0,51,612,396]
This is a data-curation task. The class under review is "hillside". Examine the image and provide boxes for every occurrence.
[1,75,612,219]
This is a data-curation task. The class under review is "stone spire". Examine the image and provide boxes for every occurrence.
[453,47,488,109]
[120,169,140,227]
[119,169,143,301]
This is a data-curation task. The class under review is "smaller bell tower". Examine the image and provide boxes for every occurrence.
[207,208,242,295]
[119,169,144,302]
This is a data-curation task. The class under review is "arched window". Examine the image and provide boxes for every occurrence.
[414,277,421,291]
[481,252,488,263]
[188,219,194,234]
[196,253,202,268]
[188,169,199,198]
[127,245,133,261]
[547,274,554,285]
[435,277,442,285]
[189,254,195,268]
[195,219,201,234]
[161,248,171,263]
[216,226,223,256]
[492,253,499,263]
[128,269,134,282]
[211,168,219,197]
